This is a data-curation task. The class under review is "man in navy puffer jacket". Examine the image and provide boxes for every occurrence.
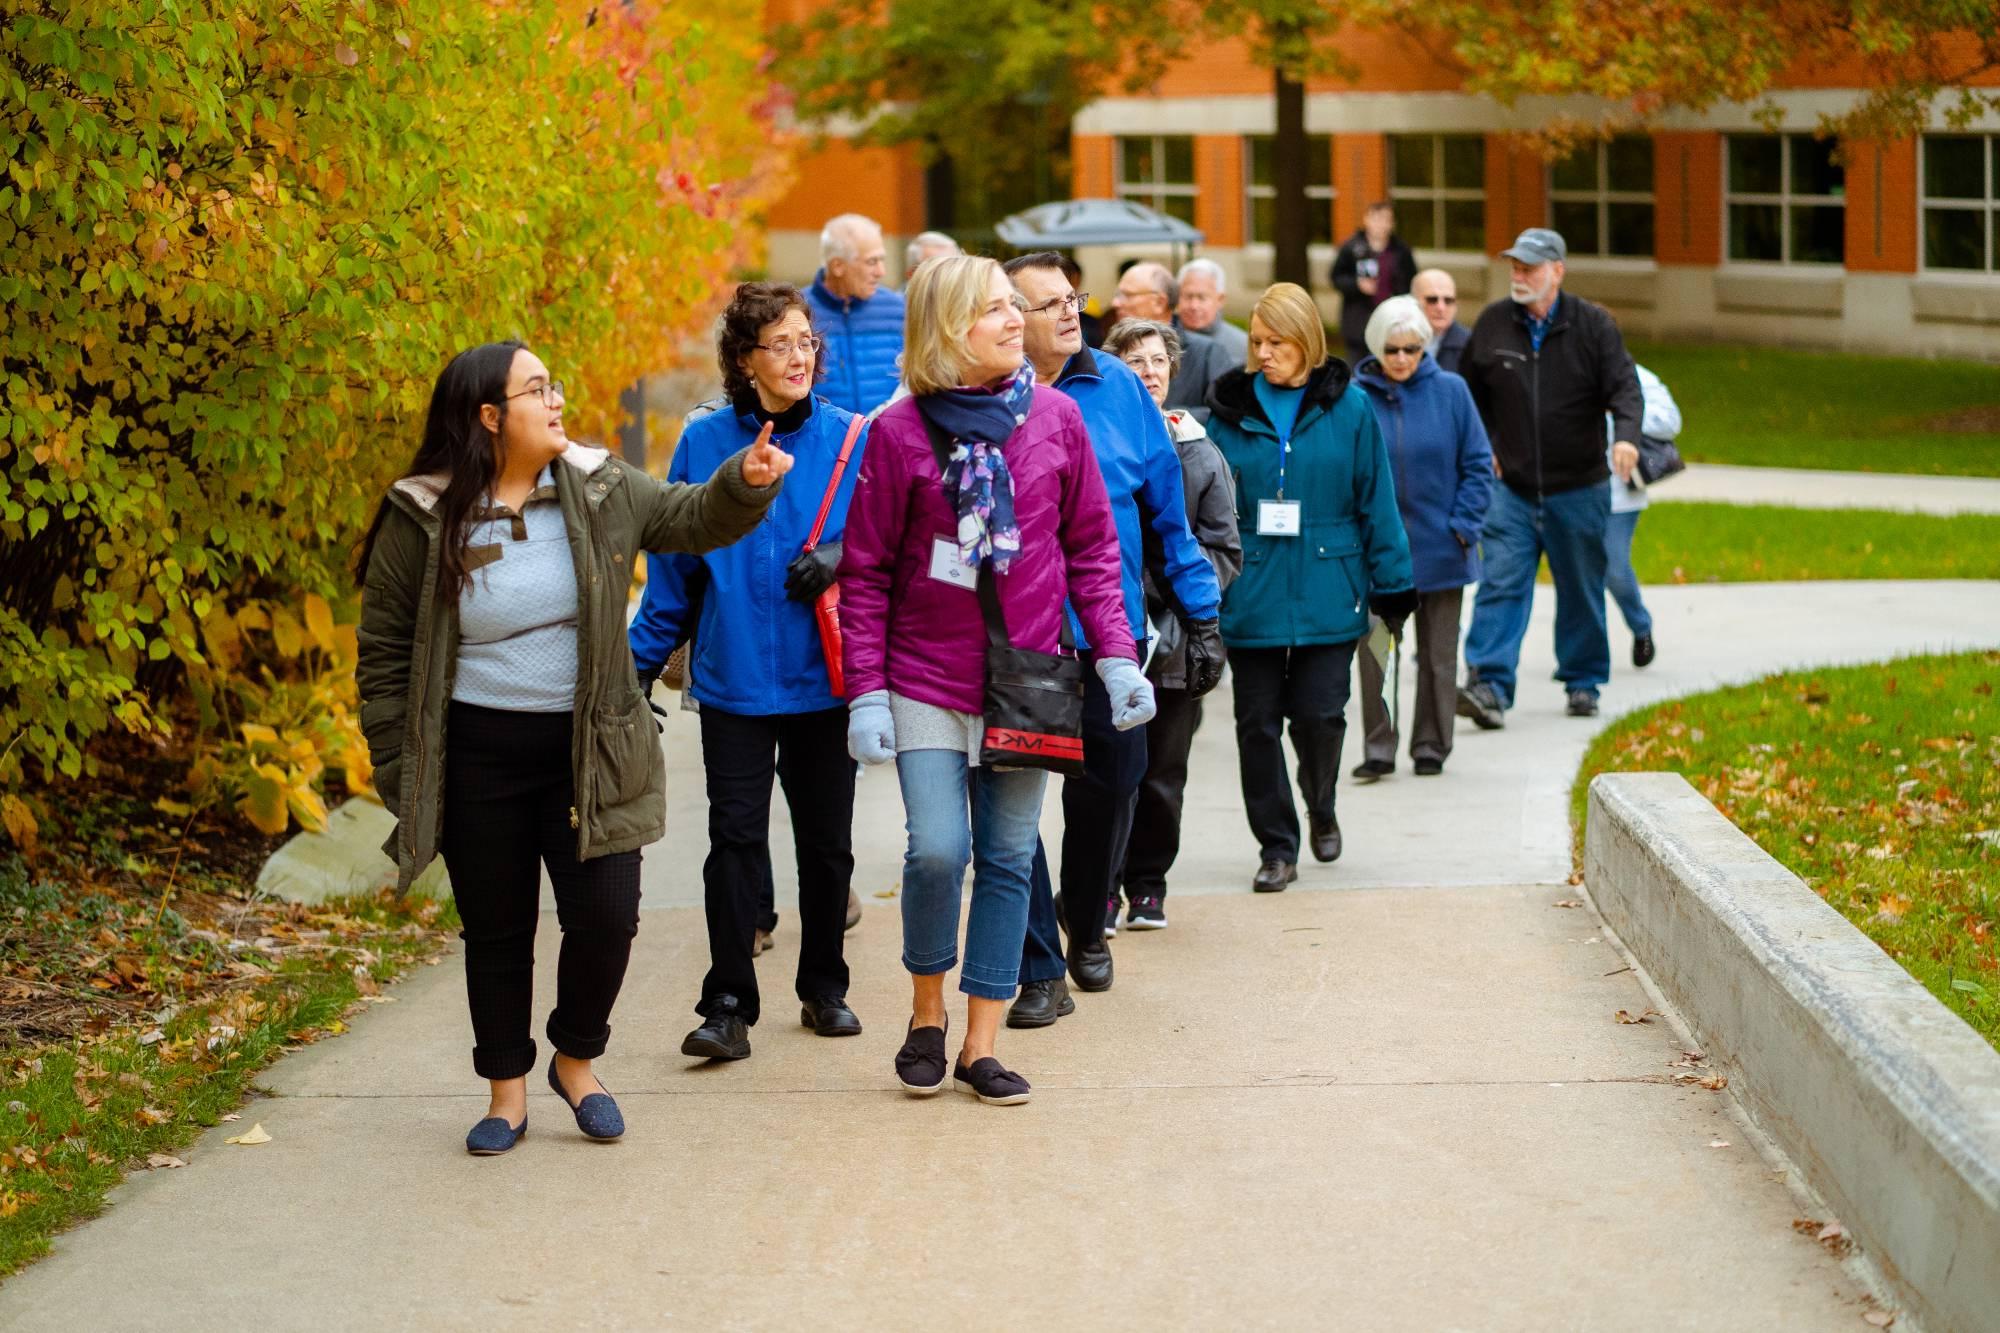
[804,213,906,417]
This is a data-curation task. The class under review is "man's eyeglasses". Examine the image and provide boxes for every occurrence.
[1024,292,1087,318]
[755,334,822,358]
[1381,344,1426,359]
[1420,295,1458,307]
[505,381,566,408]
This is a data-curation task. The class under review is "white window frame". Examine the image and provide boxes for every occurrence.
[1919,133,1999,275]
[1116,135,1198,222]
[1547,138,1656,260]
[1724,133,1845,266]
[1387,134,1487,254]
[1242,135,1336,248]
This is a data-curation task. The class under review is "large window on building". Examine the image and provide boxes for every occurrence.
[1388,135,1485,251]
[1549,137,1655,258]
[1726,134,1844,264]
[1118,136,1197,225]
[1921,135,2000,273]
[1244,135,1334,246]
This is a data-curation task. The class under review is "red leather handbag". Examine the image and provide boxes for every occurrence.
[801,413,865,698]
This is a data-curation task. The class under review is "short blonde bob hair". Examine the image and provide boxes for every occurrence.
[904,254,1011,396]
[1249,282,1327,372]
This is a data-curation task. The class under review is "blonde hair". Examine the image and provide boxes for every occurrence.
[903,254,1006,396]
[1364,295,1432,362]
[1249,282,1327,372]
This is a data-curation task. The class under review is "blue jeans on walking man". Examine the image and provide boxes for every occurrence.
[1463,482,1612,707]
[894,748,1047,1000]
[1603,508,1651,638]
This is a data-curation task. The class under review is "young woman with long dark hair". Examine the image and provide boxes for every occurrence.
[356,340,790,1154]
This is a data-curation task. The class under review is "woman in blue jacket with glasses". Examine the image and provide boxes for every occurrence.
[631,282,868,1064]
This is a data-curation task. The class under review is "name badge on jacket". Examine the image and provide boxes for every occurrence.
[1256,500,1302,537]
[928,537,978,590]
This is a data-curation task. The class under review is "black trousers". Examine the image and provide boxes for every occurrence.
[1020,664,1149,982]
[696,705,854,1026]
[1230,642,1357,863]
[1120,685,1203,901]
[439,702,642,1081]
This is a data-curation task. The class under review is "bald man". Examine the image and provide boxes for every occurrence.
[1410,269,1470,374]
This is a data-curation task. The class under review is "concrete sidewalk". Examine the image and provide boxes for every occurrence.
[1655,462,2000,515]
[4,580,1996,1329]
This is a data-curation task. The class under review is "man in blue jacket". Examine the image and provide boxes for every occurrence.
[1003,251,1224,1021]
[804,213,905,417]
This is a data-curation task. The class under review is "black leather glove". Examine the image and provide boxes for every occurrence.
[640,668,667,732]
[784,541,842,603]
[1369,588,1420,640]
[1183,616,1225,699]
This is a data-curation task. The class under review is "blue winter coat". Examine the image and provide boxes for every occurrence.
[629,396,865,715]
[1052,348,1221,648]
[1354,354,1493,593]
[805,275,905,417]
[1205,362,1414,649]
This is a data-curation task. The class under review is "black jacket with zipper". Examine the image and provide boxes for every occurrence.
[1460,294,1642,499]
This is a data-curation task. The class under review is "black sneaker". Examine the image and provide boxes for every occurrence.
[681,1001,751,1061]
[1457,679,1506,730]
[1350,759,1394,783]
[1566,689,1601,718]
[1124,895,1167,930]
[1632,634,1656,668]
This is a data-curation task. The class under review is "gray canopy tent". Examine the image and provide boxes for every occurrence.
[994,199,1205,269]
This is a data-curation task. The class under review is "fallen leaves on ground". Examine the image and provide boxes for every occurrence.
[145,1154,185,1169]
[1863,1309,1896,1327]
[1552,899,1583,909]
[1615,1008,1660,1025]
[223,1123,271,1146]
[1793,1217,1853,1256]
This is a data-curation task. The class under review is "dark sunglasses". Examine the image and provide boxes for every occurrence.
[1381,344,1426,358]
[1420,294,1458,306]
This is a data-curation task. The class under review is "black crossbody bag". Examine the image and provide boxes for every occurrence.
[919,415,1086,777]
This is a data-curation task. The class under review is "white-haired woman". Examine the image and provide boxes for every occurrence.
[1350,295,1493,781]
[1103,318,1242,929]
[836,255,1146,1104]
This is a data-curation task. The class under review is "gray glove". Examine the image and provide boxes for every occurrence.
[1095,656,1157,731]
[846,689,896,765]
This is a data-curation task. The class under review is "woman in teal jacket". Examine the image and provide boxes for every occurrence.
[1206,283,1416,893]
[629,282,867,1063]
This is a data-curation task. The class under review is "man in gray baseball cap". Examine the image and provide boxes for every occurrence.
[1454,226,1643,727]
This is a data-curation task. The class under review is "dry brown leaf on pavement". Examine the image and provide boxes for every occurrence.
[1863,1310,1895,1327]
[146,1154,186,1169]
[1699,1072,1730,1091]
[1614,1008,1660,1024]
[1552,899,1583,909]
[223,1122,272,1146]
[220,1112,241,1122]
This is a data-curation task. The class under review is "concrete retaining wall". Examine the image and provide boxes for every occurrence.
[1585,773,2000,1333]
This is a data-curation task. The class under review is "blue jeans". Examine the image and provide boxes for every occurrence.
[894,748,1047,1000]
[1604,508,1652,638]
[1463,482,1611,706]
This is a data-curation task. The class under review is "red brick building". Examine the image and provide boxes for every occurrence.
[764,19,2000,358]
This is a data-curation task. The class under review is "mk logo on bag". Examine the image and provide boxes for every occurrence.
[985,728,1085,763]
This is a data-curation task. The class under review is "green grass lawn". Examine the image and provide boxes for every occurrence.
[1573,651,2000,1052]
[1628,341,2000,477]
[1625,503,2000,583]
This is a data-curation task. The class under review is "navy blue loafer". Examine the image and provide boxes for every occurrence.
[465,1115,526,1156]
[547,1061,625,1140]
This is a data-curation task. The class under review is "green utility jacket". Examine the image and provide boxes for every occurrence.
[355,442,778,892]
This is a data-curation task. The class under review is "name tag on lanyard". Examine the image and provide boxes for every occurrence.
[1258,431,1301,536]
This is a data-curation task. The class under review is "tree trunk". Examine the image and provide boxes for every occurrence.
[1271,63,1309,288]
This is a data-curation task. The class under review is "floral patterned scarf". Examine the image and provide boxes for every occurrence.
[915,362,1034,573]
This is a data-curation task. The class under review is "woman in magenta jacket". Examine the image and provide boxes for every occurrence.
[837,255,1149,1106]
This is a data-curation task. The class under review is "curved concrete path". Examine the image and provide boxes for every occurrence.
[4,580,1996,1330]
[1657,463,2000,515]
